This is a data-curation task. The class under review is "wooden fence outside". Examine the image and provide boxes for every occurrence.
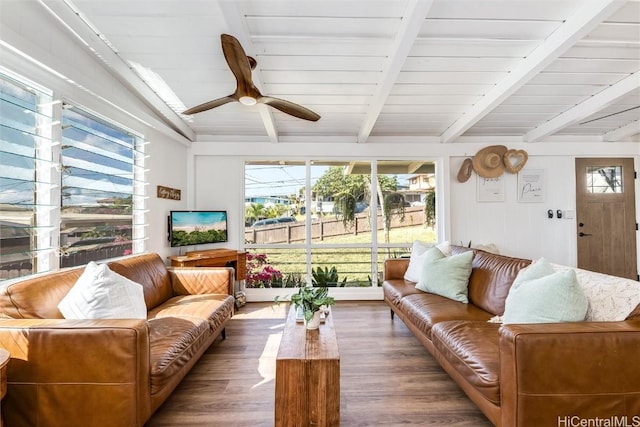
[245,206,426,244]
[0,243,132,281]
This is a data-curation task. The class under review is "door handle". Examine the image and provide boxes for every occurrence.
[578,232,592,237]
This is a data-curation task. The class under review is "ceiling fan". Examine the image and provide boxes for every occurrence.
[183,34,321,122]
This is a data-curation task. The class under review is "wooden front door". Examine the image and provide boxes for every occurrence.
[575,158,637,279]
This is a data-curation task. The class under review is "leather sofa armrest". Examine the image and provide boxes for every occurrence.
[168,267,234,296]
[499,321,640,427]
[0,318,151,426]
[383,258,410,281]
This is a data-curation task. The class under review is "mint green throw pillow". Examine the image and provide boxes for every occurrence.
[503,266,588,324]
[511,257,555,288]
[416,248,474,303]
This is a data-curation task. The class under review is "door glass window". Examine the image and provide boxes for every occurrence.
[587,165,623,193]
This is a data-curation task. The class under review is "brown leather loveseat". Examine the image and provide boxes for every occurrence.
[0,253,235,427]
[383,245,640,426]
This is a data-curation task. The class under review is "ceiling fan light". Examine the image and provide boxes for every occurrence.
[239,96,257,106]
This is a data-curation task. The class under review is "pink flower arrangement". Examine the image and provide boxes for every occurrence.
[246,253,282,288]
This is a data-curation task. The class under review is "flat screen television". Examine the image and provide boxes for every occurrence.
[169,210,228,247]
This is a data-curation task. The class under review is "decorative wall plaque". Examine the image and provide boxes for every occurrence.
[476,175,505,202]
[157,185,181,200]
[517,169,545,202]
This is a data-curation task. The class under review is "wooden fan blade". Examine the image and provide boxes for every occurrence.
[259,96,321,122]
[184,34,319,122]
[221,34,259,98]
[183,96,236,115]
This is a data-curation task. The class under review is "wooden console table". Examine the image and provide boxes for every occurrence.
[168,249,246,281]
[275,307,340,427]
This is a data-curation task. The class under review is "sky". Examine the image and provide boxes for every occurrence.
[245,164,322,198]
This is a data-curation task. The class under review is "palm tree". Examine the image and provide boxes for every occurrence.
[245,203,265,226]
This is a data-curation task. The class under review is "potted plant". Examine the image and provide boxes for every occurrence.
[290,286,335,330]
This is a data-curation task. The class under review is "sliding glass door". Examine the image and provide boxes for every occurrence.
[243,159,436,289]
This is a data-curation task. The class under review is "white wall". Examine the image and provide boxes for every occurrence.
[146,129,190,258]
[191,140,640,272]
[192,155,245,250]
[450,155,578,264]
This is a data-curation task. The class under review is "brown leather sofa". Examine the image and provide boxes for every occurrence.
[0,253,235,427]
[383,246,640,427]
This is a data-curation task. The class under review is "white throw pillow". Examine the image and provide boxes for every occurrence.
[58,261,147,319]
[472,243,500,254]
[404,240,451,282]
[435,240,452,257]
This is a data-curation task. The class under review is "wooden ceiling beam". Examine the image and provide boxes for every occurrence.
[345,162,357,175]
[38,0,196,143]
[407,162,425,174]
[440,0,627,144]
[526,72,639,142]
[357,0,435,144]
[603,119,640,142]
[220,2,279,143]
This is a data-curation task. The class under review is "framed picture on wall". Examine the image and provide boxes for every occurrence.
[477,175,505,202]
[517,169,545,202]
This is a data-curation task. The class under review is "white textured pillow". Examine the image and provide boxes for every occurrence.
[404,240,451,282]
[552,263,640,322]
[472,243,500,254]
[435,240,452,256]
[58,261,147,319]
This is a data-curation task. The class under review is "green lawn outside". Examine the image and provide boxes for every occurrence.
[246,224,435,288]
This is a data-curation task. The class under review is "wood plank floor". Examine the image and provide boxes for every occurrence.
[146,301,493,427]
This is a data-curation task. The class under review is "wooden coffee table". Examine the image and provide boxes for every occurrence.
[275,306,340,427]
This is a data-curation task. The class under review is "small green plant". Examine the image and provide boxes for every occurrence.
[367,274,382,287]
[425,190,436,227]
[334,191,358,229]
[290,286,335,322]
[282,272,305,288]
[312,266,347,287]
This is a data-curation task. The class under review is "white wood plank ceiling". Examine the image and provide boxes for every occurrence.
[39,0,640,143]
